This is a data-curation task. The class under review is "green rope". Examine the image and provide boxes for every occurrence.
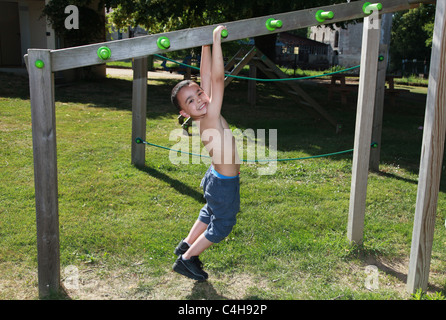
[153,53,360,82]
[136,138,357,163]
[140,139,207,159]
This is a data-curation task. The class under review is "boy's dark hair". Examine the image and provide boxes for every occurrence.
[171,80,193,111]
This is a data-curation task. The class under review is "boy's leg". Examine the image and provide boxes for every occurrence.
[184,220,208,245]
[173,232,212,281]
[174,219,208,255]
[182,233,213,260]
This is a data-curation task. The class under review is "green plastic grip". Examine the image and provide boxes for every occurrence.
[35,59,45,69]
[363,2,382,15]
[97,46,111,60]
[315,10,334,23]
[214,27,228,38]
[157,36,170,50]
[266,18,283,31]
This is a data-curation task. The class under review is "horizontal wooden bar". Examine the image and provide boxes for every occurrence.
[45,0,418,72]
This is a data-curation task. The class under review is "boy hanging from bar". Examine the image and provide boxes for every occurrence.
[170,26,241,280]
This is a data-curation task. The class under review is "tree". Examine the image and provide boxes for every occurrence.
[43,0,105,47]
[390,4,435,72]
[104,0,347,61]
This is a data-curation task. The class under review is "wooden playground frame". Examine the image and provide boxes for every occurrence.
[25,0,443,298]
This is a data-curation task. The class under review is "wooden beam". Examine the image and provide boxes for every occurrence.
[27,49,60,298]
[131,57,148,168]
[347,14,381,244]
[407,0,446,294]
[48,0,418,72]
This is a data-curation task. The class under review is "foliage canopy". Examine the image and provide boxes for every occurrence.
[390,4,435,69]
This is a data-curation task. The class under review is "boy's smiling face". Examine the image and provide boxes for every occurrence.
[177,82,210,119]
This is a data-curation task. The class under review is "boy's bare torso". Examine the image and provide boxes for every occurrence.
[198,115,240,177]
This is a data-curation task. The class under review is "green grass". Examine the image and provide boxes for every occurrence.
[0,70,445,300]
[281,66,430,87]
[394,75,429,87]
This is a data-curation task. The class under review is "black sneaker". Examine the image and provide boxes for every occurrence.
[174,239,190,256]
[173,256,208,281]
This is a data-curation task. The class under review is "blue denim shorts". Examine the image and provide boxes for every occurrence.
[198,166,240,243]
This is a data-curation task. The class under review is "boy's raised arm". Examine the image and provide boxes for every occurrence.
[200,45,212,97]
[207,26,226,119]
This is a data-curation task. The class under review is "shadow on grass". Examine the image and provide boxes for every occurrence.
[186,281,228,300]
[363,255,446,295]
[375,171,419,186]
[185,279,267,300]
[137,165,205,204]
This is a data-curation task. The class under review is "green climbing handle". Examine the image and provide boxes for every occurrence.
[35,59,45,69]
[157,36,171,50]
[214,27,228,38]
[315,10,334,23]
[97,46,111,60]
[265,18,283,31]
[363,2,382,15]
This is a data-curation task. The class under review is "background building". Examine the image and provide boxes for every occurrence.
[0,0,55,67]
[309,23,363,69]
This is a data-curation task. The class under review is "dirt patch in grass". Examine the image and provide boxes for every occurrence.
[60,265,270,300]
[0,256,425,300]
[0,261,270,300]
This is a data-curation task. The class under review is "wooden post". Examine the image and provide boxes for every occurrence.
[28,49,60,298]
[407,0,446,294]
[347,14,381,244]
[370,13,393,172]
[131,57,148,168]
[370,44,388,172]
